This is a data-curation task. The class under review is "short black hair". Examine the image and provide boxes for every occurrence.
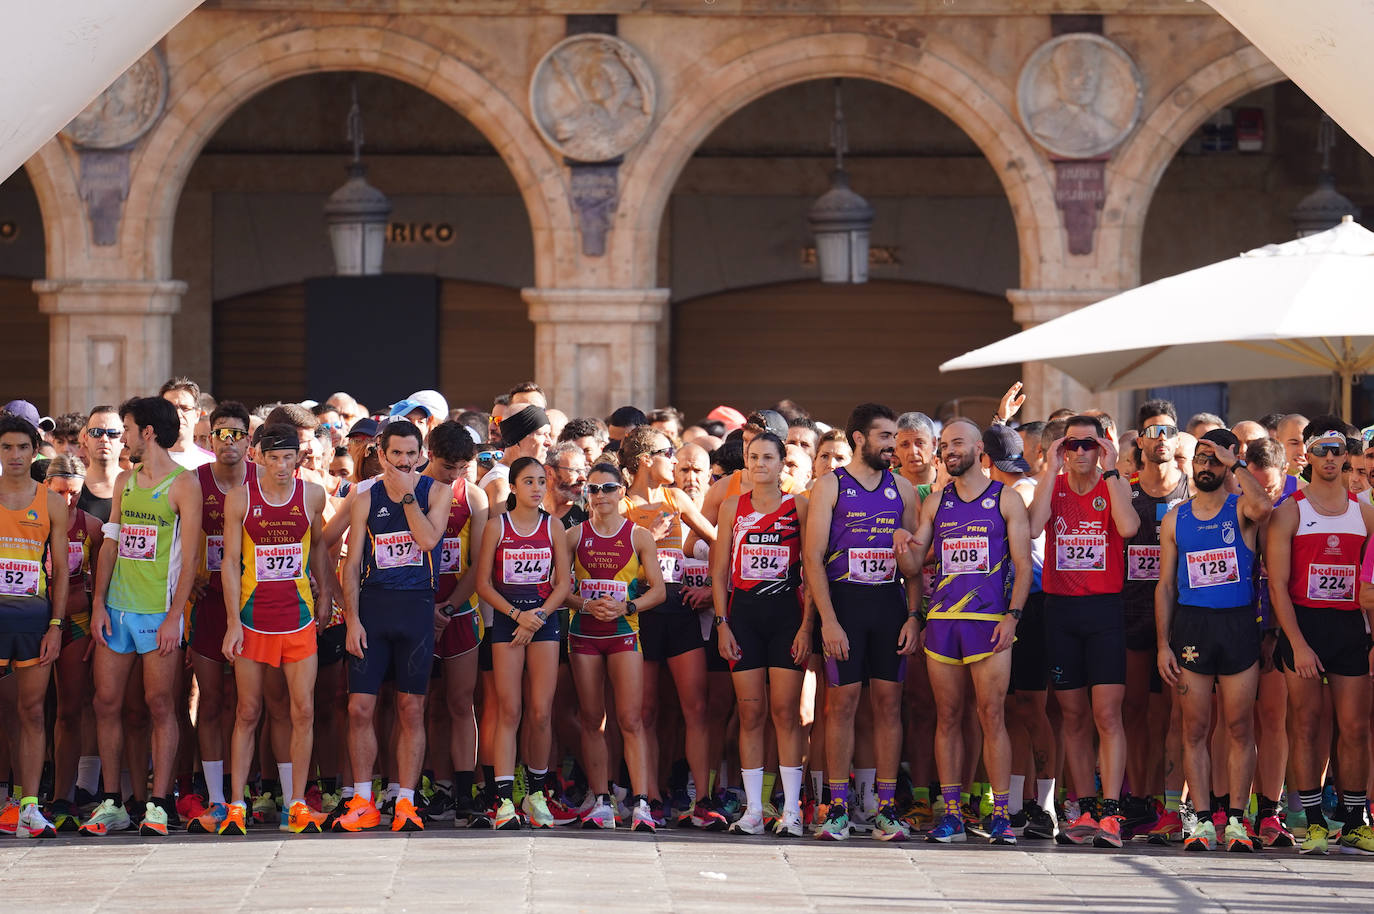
[845,403,896,448]
[1302,414,1349,442]
[87,404,117,420]
[0,414,40,449]
[380,419,424,453]
[1019,420,1046,440]
[787,416,817,432]
[428,420,476,463]
[559,417,601,442]
[1041,418,1069,451]
[209,400,251,430]
[53,412,86,440]
[1065,414,1105,439]
[158,376,201,401]
[712,437,745,474]
[120,396,179,448]
[1246,437,1285,470]
[1258,412,1284,434]
[1137,399,1177,431]
[609,405,647,428]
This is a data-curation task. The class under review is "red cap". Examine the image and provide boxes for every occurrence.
[706,405,746,431]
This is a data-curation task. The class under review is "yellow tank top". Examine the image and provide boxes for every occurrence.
[0,484,50,602]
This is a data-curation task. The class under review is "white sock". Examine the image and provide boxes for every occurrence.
[1037,778,1055,812]
[77,756,101,794]
[398,787,415,803]
[810,770,823,802]
[341,785,355,799]
[203,760,225,805]
[855,768,877,814]
[781,766,804,816]
[354,781,373,801]
[386,781,400,802]
[742,767,764,814]
[277,764,293,801]
[1010,775,1026,815]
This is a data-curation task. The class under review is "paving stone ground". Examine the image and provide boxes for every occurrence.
[4,827,1374,912]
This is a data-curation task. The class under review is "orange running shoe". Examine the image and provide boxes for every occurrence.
[333,794,382,832]
[0,800,18,836]
[218,803,248,836]
[1093,814,1125,849]
[287,801,327,834]
[391,797,424,832]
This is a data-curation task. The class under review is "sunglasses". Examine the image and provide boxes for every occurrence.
[1062,438,1099,452]
[586,482,624,495]
[322,421,346,430]
[477,450,503,463]
[86,427,122,440]
[1142,425,1178,439]
[651,446,676,459]
[553,464,586,475]
[1192,453,1225,468]
[211,428,249,444]
[1310,442,1348,458]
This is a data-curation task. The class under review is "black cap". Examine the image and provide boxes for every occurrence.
[982,425,1031,474]
[753,409,789,439]
[1199,428,1240,454]
[347,418,379,439]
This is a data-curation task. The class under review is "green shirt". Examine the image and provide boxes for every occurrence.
[106,467,184,615]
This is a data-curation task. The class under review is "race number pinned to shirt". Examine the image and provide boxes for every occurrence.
[255,543,305,582]
[205,535,225,573]
[1127,545,1160,581]
[1185,548,1238,589]
[580,578,628,603]
[657,548,684,584]
[503,547,552,585]
[682,558,710,589]
[848,547,896,584]
[375,531,421,569]
[440,537,464,574]
[1055,534,1106,572]
[119,524,157,562]
[66,541,84,576]
[941,537,990,576]
[740,543,788,581]
[1308,564,1356,603]
[0,558,40,596]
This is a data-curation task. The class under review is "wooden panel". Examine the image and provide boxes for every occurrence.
[438,280,534,412]
[213,282,306,407]
[671,279,1020,426]
[0,276,50,409]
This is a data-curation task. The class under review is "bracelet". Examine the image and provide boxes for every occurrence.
[49,617,63,628]
[512,608,522,620]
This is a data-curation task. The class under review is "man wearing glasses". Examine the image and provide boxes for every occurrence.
[183,401,255,833]
[159,377,213,471]
[78,406,125,523]
[1028,413,1139,849]
[543,442,589,529]
[1268,415,1374,855]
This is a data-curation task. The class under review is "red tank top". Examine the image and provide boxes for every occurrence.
[729,490,803,597]
[239,478,313,633]
[1041,473,1126,596]
[1288,490,1365,610]
[491,511,555,603]
[436,478,473,603]
[198,462,257,593]
[64,508,91,586]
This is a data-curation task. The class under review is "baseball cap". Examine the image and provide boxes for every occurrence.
[408,389,449,420]
[1199,428,1240,453]
[347,417,379,439]
[982,425,1031,474]
[706,405,746,432]
[389,398,436,419]
[2,400,53,433]
[750,409,789,439]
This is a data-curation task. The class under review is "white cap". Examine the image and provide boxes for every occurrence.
[408,389,449,420]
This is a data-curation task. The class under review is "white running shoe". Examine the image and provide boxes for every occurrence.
[729,808,766,835]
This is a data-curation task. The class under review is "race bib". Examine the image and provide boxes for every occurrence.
[682,558,710,589]
[740,543,788,581]
[0,558,40,596]
[922,564,937,599]
[439,537,464,574]
[66,541,84,576]
[119,524,157,562]
[1055,534,1106,572]
[255,543,304,582]
[1127,545,1160,581]
[848,547,896,584]
[1185,547,1238,589]
[205,535,224,573]
[657,548,684,584]
[941,536,989,576]
[580,578,628,603]
[375,531,421,569]
[503,547,552,585]
[1307,564,1356,603]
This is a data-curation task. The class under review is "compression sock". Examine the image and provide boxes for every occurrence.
[1009,775,1025,815]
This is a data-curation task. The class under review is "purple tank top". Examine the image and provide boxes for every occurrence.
[929,481,1012,619]
[825,466,904,584]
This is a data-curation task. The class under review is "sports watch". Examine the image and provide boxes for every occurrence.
[401,493,416,505]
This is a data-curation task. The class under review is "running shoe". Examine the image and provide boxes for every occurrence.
[690,800,728,831]
[288,800,328,834]
[1301,822,1331,855]
[522,791,554,829]
[631,799,656,833]
[47,799,80,832]
[717,788,743,823]
[1184,819,1216,852]
[774,809,804,838]
[0,800,18,836]
[1287,807,1308,837]
[850,804,875,836]
[816,801,851,841]
[762,801,781,829]
[545,792,581,826]
[583,795,616,830]
[304,784,325,814]
[1056,810,1098,846]
[425,787,454,822]
[1338,823,1374,856]
[452,792,485,828]
[729,808,766,835]
[333,795,382,832]
[251,792,278,826]
[319,788,343,815]
[1021,801,1057,840]
[391,797,424,832]
[278,807,290,833]
[1147,810,1184,845]
[988,815,1016,846]
[1061,798,1081,824]
[1093,814,1125,849]
[16,803,56,839]
[468,791,497,829]
[78,798,130,836]
[925,813,966,844]
[377,796,396,827]
[176,792,208,823]
[74,787,99,814]
[187,802,228,834]
[648,798,667,828]
[959,802,987,838]
[420,775,436,807]
[900,797,933,832]
[493,798,523,830]
[1225,816,1255,853]
[1258,814,1295,848]
[871,803,910,842]
[139,801,169,837]
[1120,794,1157,838]
[218,803,248,836]
[801,796,816,828]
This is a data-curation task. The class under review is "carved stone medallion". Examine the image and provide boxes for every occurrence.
[530,34,655,163]
[1017,34,1142,159]
[62,47,169,150]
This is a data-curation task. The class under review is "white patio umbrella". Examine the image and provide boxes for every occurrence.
[940,216,1374,422]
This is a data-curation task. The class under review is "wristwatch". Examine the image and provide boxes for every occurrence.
[713,615,728,627]
[626,600,637,616]
[1231,458,1248,473]
[534,609,547,623]
[1102,469,1121,480]
[439,604,458,618]
[401,493,416,505]
[1006,607,1023,621]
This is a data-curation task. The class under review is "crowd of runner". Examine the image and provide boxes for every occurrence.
[1,377,1373,856]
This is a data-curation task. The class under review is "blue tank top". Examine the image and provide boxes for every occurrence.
[929,481,1012,620]
[1174,494,1256,610]
[824,466,904,585]
[360,476,440,591]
